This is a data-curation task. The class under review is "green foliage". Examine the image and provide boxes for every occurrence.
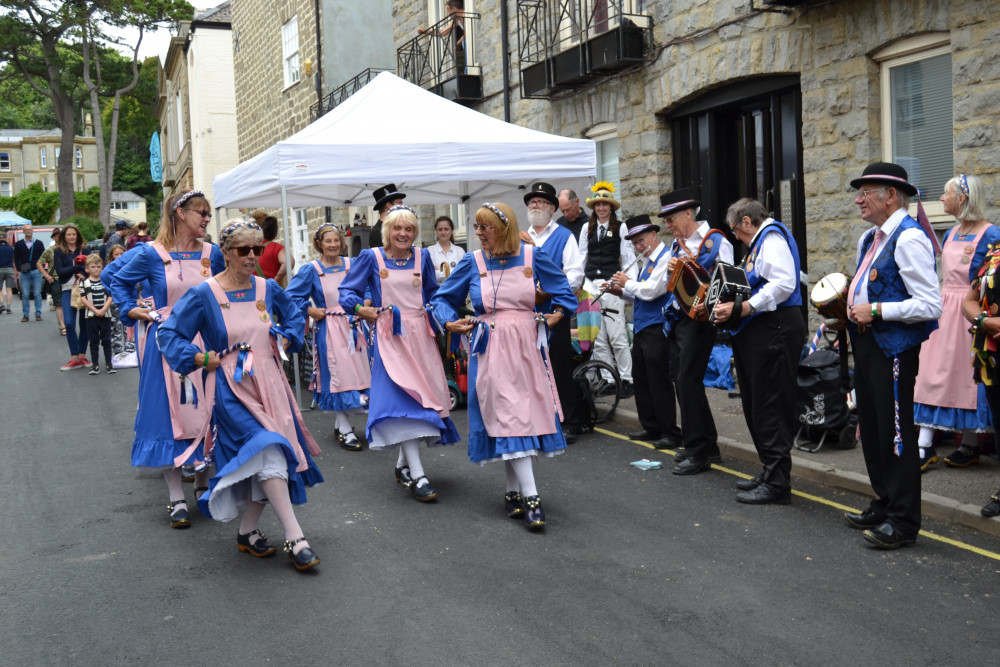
[62,215,103,242]
[0,68,58,129]
[9,184,60,225]
[74,187,102,215]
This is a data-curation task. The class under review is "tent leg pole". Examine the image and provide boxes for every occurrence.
[280,186,306,411]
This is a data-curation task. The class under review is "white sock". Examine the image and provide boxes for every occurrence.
[400,439,424,480]
[334,411,352,433]
[509,457,537,497]
[917,427,934,450]
[164,467,184,503]
[504,460,519,493]
[396,448,408,468]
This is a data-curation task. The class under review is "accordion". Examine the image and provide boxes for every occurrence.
[667,257,711,321]
[704,262,752,330]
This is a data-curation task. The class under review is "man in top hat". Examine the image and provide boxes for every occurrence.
[841,161,941,549]
[369,184,406,250]
[658,189,734,474]
[713,198,805,504]
[606,214,681,447]
[522,181,585,441]
[578,182,636,397]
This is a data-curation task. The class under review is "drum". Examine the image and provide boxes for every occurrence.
[704,262,752,331]
[667,257,711,321]
[810,272,851,322]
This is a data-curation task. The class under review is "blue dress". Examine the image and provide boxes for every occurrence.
[431,243,578,464]
[103,243,226,467]
[158,279,323,519]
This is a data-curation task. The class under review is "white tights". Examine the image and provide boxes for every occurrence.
[918,426,977,450]
[237,477,308,554]
[504,457,537,497]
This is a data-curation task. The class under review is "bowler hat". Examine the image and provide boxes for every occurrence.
[623,214,660,240]
[849,162,918,197]
[658,188,700,218]
[373,184,406,211]
[523,182,559,208]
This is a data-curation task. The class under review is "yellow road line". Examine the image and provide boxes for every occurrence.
[596,426,1000,562]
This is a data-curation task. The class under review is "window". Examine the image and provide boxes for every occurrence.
[76,175,84,191]
[282,17,301,88]
[55,146,60,167]
[39,147,46,168]
[587,123,619,187]
[0,180,11,197]
[0,152,9,171]
[41,175,49,191]
[877,34,952,217]
[175,91,185,153]
[75,147,82,168]
[290,208,309,274]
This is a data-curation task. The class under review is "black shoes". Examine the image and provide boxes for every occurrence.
[237,529,277,558]
[167,500,190,529]
[395,465,414,489]
[981,490,1000,517]
[843,509,884,530]
[627,429,660,441]
[106,364,116,374]
[412,476,438,502]
[653,435,682,450]
[505,491,526,518]
[863,522,917,549]
[944,447,980,467]
[619,381,634,398]
[736,474,763,491]
[336,428,363,451]
[284,537,320,571]
[672,457,712,476]
[919,446,938,473]
[524,495,545,529]
[736,485,791,505]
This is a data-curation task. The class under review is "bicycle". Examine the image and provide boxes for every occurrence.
[571,304,622,424]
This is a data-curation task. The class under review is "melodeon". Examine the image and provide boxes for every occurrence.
[704,262,752,330]
[667,257,711,321]
[810,272,851,322]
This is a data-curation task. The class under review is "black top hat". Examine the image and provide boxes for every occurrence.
[849,162,918,197]
[658,188,701,218]
[373,184,406,211]
[523,182,559,208]
[624,214,660,240]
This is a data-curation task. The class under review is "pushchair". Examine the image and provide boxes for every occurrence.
[793,327,858,453]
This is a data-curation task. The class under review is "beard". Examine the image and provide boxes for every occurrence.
[527,209,550,227]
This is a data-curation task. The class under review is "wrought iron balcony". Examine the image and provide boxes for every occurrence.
[397,11,483,105]
[517,0,651,99]
[311,68,393,122]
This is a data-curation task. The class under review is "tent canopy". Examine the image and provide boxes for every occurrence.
[214,72,596,210]
[0,210,30,226]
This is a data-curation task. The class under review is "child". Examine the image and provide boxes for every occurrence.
[80,254,115,375]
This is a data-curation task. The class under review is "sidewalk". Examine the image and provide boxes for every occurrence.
[607,386,1000,539]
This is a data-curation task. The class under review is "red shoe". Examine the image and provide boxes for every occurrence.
[60,359,77,371]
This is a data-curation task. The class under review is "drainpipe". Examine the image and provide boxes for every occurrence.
[314,0,324,108]
[500,0,511,122]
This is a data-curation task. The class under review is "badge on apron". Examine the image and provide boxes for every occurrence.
[704,239,714,249]
[964,245,975,254]
[260,311,270,323]
[379,268,389,278]
[200,268,210,277]
[479,272,487,278]
[962,256,971,264]
[201,257,212,266]
[256,300,266,311]
[220,302,230,309]
[523,267,533,278]
[412,277,421,288]
[869,268,878,282]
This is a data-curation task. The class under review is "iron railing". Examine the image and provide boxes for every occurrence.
[397,12,481,92]
[310,68,392,121]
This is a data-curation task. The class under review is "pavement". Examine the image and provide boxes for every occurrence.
[605,384,1000,539]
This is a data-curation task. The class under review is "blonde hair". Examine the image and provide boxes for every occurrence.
[85,253,104,268]
[382,208,418,247]
[157,190,209,248]
[475,203,520,256]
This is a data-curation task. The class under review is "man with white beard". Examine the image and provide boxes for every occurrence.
[521,182,585,442]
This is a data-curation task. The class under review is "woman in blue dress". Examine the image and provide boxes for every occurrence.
[286,224,371,450]
[338,205,460,502]
[159,220,323,572]
[103,190,225,529]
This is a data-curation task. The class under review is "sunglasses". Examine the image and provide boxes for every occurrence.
[231,245,265,257]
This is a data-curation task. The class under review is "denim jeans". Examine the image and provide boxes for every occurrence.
[19,270,42,317]
[64,289,89,356]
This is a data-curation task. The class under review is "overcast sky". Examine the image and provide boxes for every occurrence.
[113,3,228,64]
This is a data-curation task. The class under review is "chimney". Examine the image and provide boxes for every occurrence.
[84,113,93,137]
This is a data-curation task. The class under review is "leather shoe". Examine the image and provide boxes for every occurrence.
[412,476,438,502]
[919,446,938,473]
[736,484,791,505]
[736,474,763,491]
[981,490,1000,518]
[167,500,191,529]
[505,491,525,518]
[653,435,681,449]
[627,429,660,441]
[672,457,712,476]
[863,522,917,549]
[284,537,320,571]
[843,508,883,530]
[237,529,277,558]
[395,465,413,489]
[524,495,545,529]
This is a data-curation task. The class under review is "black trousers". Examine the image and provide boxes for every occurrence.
[548,315,580,429]
[669,316,719,459]
[86,317,113,366]
[731,307,806,494]
[853,331,921,536]
[631,324,681,439]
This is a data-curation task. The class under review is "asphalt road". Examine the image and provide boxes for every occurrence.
[3,311,1000,665]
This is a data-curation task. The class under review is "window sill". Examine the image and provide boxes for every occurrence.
[282,78,301,94]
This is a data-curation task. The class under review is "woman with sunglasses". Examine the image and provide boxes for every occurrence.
[158,220,322,571]
[430,203,576,530]
[103,190,226,530]
[338,205,459,502]
[286,223,371,450]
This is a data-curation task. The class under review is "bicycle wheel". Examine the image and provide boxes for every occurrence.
[572,359,620,424]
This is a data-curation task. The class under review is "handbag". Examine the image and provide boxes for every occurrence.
[70,280,85,310]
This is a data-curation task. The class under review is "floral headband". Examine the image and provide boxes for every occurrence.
[219,221,261,246]
[959,173,970,196]
[386,204,416,216]
[314,222,341,242]
[480,202,508,226]
[172,190,205,211]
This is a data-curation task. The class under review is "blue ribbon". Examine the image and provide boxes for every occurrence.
[234,346,253,383]
[469,320,490,354]
[389,305,403,336]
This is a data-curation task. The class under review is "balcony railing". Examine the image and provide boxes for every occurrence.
[397,11,483,105]
[517,0,651,99]
[311,68,393,121]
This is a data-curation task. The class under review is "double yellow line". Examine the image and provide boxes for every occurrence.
[597,426,1000,562]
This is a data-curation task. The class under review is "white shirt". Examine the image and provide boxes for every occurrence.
[528,218,584,292]
[852,208,943,323]
[744,218,798,313]
[622,241,669,302]
[427,242,466,283]
[671,220,735,267]
[577,220,637,285]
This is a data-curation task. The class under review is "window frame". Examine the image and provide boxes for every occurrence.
[587,122,619,186]
[0,180,11,197]
[282,16,301,89]
[0,152,9,171]
[75,147,82,168]
[39,146,46,169]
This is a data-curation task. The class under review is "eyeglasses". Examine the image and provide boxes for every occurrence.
[231,245,265,257]
[527,199,551,209]
[858,188,886,200]
[663,213,682,224]
[183,208,213,219]
[472,223,495,231]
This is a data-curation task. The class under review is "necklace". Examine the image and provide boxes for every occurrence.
[389,250,412,267]
[958,220,979,237]
[487,252,509,330]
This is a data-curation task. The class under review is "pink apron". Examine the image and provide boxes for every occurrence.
[147,242,213,440]
[473,246,558,437]
[310,259,370,393]
[374,249,450,418]
[914,225,989,409]
[174,277,320,471]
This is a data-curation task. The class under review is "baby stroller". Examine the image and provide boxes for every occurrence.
[793,326,858,453]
